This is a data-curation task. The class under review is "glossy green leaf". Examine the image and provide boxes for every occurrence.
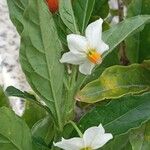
[129,121,150,150]
[102,15,150,58]
[73,0,95,33]
[126,0,150,63]
[59,0,78,33]
[0,107,33,150]
[19,0,65,128]
[0,87,9,108]
[78,60,150,103]
[79,93,150,136]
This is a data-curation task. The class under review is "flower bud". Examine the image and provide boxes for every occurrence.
[46,0,58,13]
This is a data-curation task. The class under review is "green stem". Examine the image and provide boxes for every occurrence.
[64,66,77,122]
[69,121,83,137]
[76,73,88,92]
[52,127,63,150]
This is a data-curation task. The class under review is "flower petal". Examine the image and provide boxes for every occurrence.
[67,34,88,54]
[98,124,105,134]
[83,124,112,149]
[91,133,113,149]
[54,137,84,150]
[96,41,109,54]
[85,18,103,49]
[79,61,95,75]
[60,52,86,65]
[83,124,104,146]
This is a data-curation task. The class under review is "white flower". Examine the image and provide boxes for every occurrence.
[54,124,113,150]
[60,18,109,75]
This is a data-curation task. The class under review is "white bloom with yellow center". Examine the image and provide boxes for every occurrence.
[54,124,113,150]
[60,18,109,75]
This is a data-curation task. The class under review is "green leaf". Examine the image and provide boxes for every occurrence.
[102,15,150,58]
[126,0,150,63]
[53,15,68,46]
[73,0,95,33]
[6,86,49,127]
[129,121,150,150]
[22,101,46,128]
[5,86,36,101]
[7,0,76,128]
[59,0,78,33]
[78,60,150,103]
[101,134,132,150]
[93,0,109,19]
[0,87,9,108]
[79,93,150,136]
[32,116,54,146]
[19,0,65,128]
[32,138,50,150]
[0,107,33,150]
[6,0,28,33]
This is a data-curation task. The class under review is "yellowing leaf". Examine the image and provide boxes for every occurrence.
[78,60,150,103]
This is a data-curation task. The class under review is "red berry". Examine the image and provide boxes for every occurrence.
[46,0,59,13]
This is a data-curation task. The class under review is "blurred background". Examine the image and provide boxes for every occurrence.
[0,0,30,115]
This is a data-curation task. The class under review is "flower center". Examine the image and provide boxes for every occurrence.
[87,49,101,64]
[80,147,93,150]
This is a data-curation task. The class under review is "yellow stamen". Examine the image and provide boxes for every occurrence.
[87,49,101,64]
[80,147,93,150]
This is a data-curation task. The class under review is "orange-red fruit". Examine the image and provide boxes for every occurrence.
[46,0,58,13]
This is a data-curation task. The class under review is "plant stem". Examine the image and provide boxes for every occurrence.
[70,66,77,87]
[69,121,83,137]
[117,0,130,65]
[117,0,124,22]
